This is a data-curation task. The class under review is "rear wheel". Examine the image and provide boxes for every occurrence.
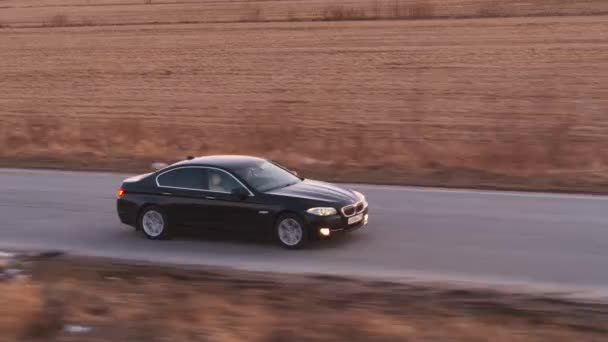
[275,214,307,249]
[138,206,171,240]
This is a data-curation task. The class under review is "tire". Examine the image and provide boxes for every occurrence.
[275,214,308,249]
[138,206,171,240]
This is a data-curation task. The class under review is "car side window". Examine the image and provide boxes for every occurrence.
[157,168,208,190]
[207,169,245,193]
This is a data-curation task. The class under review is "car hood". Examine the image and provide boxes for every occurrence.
[267,179,359,205]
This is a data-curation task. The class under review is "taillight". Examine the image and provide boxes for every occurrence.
[118,188,125,198]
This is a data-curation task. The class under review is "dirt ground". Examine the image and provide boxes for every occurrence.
[1,254,608,342]
[1,1,607,192]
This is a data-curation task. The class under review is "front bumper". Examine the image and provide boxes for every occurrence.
[305,208,369,238]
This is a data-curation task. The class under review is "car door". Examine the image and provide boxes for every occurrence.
[155,167,214,229]
[203,168,273,233]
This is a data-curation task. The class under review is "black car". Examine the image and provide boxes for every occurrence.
[116,155,369,248]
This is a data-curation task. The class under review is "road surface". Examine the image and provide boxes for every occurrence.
[1,168,607,294]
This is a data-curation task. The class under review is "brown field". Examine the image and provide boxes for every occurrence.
[1,255,608,341]
[1,0,607,28]
[0,0,607,191]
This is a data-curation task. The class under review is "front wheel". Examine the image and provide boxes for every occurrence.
[275,214,307,249]
[138,206,171,240]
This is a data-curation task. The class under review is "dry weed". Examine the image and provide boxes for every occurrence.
[1,16,606,191]
[389,0,405,17]
[477,0,506,17]
[409,1,436,18]
[46,14,69,27]
[371,0,384,18]
[242,4,264,22]
[1,0,607,28]
[1,259,606,341]
[80,17,94,26]
[0,281,44,340]
[322,5,367,21]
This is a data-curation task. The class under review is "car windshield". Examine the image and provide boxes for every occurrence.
[234,160,301,192]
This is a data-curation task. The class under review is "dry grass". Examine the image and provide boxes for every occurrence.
[371,0,383,18]
[477,0,504,18]
[0,0,607,27]
[0,280,43,340]
[409,0,436,18]
[45,14,69,27]
[0,256,606,341]
[1,15,607,191]
[241,3,264,22]
[322,5,368,21]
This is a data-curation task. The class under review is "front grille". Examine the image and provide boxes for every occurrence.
[341,200,367,217]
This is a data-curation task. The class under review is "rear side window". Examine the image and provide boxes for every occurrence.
[157,168,207,190]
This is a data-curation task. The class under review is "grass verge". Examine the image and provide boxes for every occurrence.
[1,255,607,341]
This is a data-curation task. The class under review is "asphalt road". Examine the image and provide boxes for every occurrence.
[1,168,607,294]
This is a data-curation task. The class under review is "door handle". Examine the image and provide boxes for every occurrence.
[205,196,217,200]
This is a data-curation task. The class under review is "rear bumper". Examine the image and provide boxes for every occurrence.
[117,198,138,227]
[305,208,369,238]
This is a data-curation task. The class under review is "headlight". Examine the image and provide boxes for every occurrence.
[306,207,338,216]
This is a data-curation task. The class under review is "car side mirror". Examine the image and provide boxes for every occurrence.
[231,188,249,200]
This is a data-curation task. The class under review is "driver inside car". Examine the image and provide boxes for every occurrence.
[209,172,228,193]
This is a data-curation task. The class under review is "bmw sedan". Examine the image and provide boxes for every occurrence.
[116,155,369,249]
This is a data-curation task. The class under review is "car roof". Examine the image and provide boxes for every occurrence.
[172,155,266,171]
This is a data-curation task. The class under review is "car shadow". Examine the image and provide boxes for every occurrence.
[161,226,364,249]
[171,227,276,247]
